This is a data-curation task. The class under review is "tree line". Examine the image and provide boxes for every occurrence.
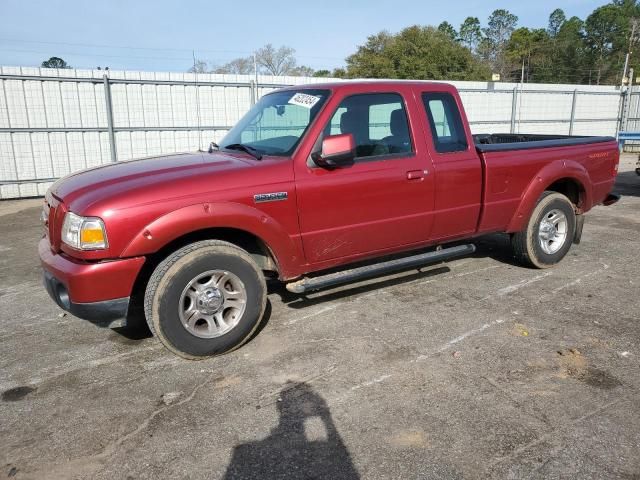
[41,0,640,85]
[196,0,640,85]
[343,0,640,85]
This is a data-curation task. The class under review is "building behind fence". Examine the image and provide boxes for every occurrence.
[0,65,628,199]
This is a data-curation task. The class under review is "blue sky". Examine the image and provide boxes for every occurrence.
[1,0,605,72]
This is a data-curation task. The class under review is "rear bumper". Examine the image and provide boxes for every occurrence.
[39,238,145,327]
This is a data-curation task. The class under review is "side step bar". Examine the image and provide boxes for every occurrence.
[286,244,475,294]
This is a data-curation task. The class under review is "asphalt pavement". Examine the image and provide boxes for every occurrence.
[1,155,638,479]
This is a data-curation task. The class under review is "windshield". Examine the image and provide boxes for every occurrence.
[218,89,330,157]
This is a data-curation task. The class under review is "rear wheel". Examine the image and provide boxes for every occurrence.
[144,240,266,359]
[511,191,576,269]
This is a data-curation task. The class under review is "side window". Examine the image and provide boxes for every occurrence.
[422,93,468,153]
[328,106,347,135]
[324,93,413,160]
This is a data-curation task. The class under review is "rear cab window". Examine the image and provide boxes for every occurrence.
[422,92,468,154]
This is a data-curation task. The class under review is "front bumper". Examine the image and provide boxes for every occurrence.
[43,270,129,327]
[39,238,145,328]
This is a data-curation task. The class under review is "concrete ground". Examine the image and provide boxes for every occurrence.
[1,155,639,480]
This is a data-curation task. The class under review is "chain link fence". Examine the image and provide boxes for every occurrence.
[0,66,624,199]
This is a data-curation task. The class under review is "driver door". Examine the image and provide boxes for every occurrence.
[295,90,435,264]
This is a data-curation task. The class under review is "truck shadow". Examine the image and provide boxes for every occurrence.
[222,381,360,480]
[270,265,450,309]
[613,171,640,197]
[114,235,520,341]
[468,233,521,266]
[271,233,524,310]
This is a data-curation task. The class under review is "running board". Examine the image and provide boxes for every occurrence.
[286,244,476,294]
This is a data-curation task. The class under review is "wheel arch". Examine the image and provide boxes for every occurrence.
[146,227,279,273]
[506,160,593,233]
[121,202,304,273]
[121,202,306,316]
[126,226,282,329]
[545,177,586,210]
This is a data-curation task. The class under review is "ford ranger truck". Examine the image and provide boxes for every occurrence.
[39,81,620,359]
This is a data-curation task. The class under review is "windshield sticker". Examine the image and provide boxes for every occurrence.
[288,93,321,109]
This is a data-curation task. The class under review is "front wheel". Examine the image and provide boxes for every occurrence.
[144,240,267,359]
[511,191,577,269]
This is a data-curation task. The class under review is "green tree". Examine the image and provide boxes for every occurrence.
[345,31,396,78]
[313,69,332,77]
[614,0,640,18]
[543,9,567,82]
[438,21,458,41]
[459,17,483,52]
[481,9,519,79]
[332,67,347,78]
[584,4,628,83]
[41,57,71,69]
[548,8,567,37]
[506,28,551,82]
[345,26,489,80]
[554,16,588,83]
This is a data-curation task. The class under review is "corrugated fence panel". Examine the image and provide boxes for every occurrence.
[621,88,640,151]
[0,66,624,198]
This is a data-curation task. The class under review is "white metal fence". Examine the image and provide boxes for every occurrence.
[618,83,640,152]
[0,65,624,199]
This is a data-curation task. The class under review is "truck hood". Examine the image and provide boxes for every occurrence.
[50,151,254,212]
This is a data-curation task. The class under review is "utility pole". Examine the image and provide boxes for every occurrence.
[192,50,202,150]
[253,53,258,86]
[623,67,635,132]
[516,58,525,134]
[622,19,639,87]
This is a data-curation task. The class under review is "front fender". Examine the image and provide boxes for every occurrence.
[120,202,303,278]
[506,159,593,233]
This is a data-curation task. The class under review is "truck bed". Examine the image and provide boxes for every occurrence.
[472,133,618,236]
[474,133,616,152]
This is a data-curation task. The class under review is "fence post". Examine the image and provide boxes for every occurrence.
[510,87,518,133]
[569,89,578,135]
[250,80,256,105]
[621,68,635,134]
[617,89,626,136]
[103,74,117,163]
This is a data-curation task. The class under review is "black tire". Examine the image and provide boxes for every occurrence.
[144,240,267,359]
[511,191,576,269]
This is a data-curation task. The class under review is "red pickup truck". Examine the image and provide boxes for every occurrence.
[40,81,620,358]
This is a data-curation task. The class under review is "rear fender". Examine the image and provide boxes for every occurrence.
[120,202,303,278]
[506,159,593,233]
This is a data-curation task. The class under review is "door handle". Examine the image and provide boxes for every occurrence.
[407,169,428,180]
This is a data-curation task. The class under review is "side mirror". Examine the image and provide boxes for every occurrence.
[312,133,355,168]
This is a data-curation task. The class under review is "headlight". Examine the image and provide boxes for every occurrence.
[61,212,108,250]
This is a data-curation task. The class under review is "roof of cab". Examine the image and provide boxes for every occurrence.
[278,79,455,91]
